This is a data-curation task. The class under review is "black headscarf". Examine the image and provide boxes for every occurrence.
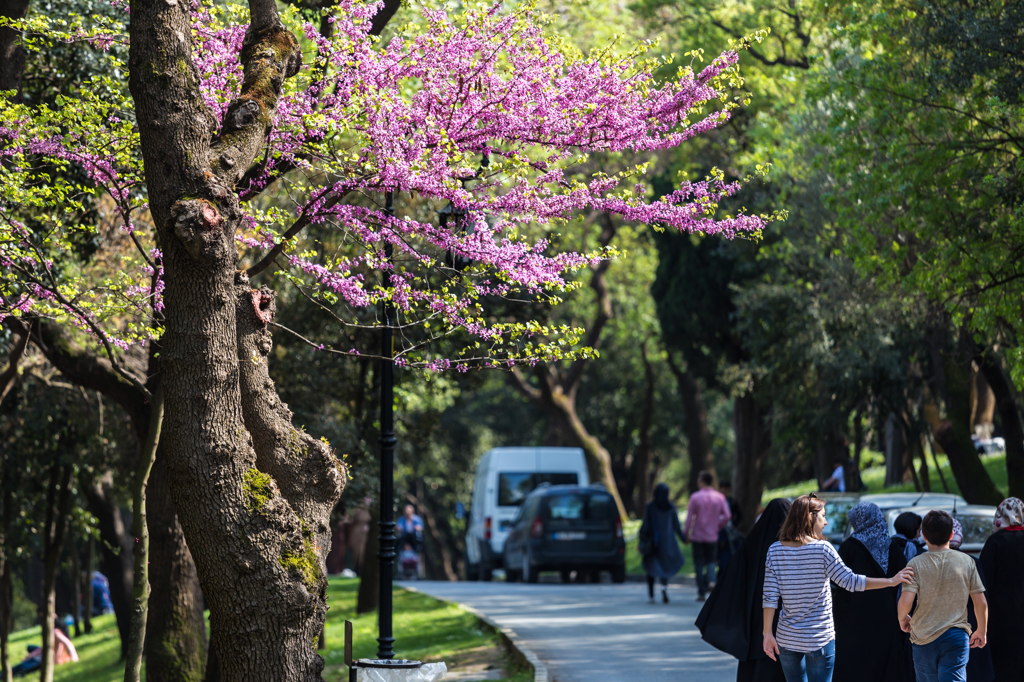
[696,498,792,661]
[653,483,671,512]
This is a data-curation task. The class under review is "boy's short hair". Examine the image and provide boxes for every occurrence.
[698,471,715,486]
[921,510,954,546]
[894,511,923,538]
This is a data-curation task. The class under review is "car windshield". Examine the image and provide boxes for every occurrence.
[497,472,579,506]
[824,499,858,537]
[544,493,614,521]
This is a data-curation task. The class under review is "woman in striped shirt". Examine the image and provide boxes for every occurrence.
[762,494,913,682]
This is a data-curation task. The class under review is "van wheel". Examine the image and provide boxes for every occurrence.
[465,562,479,581]
[480,564,493,582]
[611,564,626,583]
[523,555,539,584]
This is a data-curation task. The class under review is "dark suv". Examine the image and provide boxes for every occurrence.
[502,484,626,583]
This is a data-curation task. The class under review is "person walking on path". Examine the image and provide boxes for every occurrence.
[950,518,994,682]
[762,494,913,682]
[685,471,731,602]
[898,510,987,682]
[696,498,791,682]
[639,483,687,604]
[979,497,1024,681]
[833,502,913,682]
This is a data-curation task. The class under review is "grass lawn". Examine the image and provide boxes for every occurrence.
[761,452,1009,502]
[6,578,530,682]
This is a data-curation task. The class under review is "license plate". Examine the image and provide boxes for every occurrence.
[553,532,586,541]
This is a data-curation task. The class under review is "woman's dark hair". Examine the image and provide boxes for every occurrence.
[894,511,922,538]
[921,510,954,546]
[779,494,825,542]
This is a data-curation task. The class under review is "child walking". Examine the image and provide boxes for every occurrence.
[898,510,988,682]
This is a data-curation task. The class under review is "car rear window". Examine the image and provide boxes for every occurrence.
[497,472,578,506]
[544,493,615,520]
[958,514,995,546]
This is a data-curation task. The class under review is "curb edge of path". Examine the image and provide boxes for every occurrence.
[401,585,550,682]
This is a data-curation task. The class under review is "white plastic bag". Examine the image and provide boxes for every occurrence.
[355,662,446,682]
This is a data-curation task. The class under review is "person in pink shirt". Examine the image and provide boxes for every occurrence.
[685,471,732,601]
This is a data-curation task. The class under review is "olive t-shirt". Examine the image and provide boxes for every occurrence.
[904,549,985,645]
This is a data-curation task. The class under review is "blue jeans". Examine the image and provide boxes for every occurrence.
[779,640,835,682]
[912,628,969,682]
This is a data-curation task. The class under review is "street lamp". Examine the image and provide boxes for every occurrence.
[377,190,397,660]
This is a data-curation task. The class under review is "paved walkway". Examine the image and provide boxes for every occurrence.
[406,581,736,682]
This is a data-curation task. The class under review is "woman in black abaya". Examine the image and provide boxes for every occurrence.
[980,496,1024,681]
[832,502,911,682]
[695,498,790,682]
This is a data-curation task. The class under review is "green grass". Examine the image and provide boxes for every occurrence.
[761,452,1009,503]
[6,578,530,682]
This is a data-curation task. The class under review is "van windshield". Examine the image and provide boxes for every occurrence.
[498,473,578,506]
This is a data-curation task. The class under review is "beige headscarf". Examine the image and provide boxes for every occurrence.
[995,497,1024,530]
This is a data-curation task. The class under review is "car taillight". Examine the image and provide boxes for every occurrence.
[531,516,544,539]
[614,515,623,539]
[484,517,492,541]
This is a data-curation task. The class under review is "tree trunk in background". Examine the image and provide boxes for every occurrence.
[733,390,769,533]
[145,450,207,682]
[357,509,381,615]
[971,364,996,438]
[934,354,1002,505]
[975,353,1024,500]
[39,462,73,682]
[83,534,93,635]
[629,343,657,514]
[885,413,907,487]
[406,493,457,581]
[70,534,80,637]
[81,474,133,659]
[1,484,12,682]
[666,353,714,495]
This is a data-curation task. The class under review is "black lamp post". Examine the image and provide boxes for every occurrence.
[376,190,397,660]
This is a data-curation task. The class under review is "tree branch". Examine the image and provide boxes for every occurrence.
[563,213,616,394]
[508,366,543,403]
[0,319,30,405]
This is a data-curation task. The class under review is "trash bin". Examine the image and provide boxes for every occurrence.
[349,659,447,682]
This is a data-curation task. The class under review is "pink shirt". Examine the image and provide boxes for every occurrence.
[684,488,731,543]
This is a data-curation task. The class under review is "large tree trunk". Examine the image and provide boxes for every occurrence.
[83,534,93,635]
[884,413,907,487]
[975,353,1024,500]
[629,343,657,514]
[81,474,134,659]
[0,0,30,96]
[933,354,1002,505]
[128,0,345,677]
[732,390,769,533]
[145,450,207,682]
[0,480,12,682]
[666,353,714,496]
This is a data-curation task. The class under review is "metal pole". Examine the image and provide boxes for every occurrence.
[377,190,397,660]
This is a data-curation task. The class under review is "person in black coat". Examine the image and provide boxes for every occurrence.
[695,498,791,682]
[639,483,687,604]
[948,518,994,682]
[833,502,912,682]
[980,496,1024,681]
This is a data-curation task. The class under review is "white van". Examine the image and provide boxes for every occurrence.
[465,447,589,580]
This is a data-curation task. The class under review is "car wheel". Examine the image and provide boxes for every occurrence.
[588,569,602,583]
[480,564,493,582]
[560,570,572,584]
[523,554,538,583]
[465,562,479,581]
[611,564,626,583]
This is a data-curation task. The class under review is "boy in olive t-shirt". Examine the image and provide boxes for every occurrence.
[898,510,988,682]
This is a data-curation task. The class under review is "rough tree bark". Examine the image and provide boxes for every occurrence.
[665,352,715,496]
[356,509,380,615]
[732,388,769,534]
[508,214,628,520]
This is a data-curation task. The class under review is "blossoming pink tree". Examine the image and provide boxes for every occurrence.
[1,0,774,677]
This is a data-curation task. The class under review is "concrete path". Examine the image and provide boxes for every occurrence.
[405,581,736,682]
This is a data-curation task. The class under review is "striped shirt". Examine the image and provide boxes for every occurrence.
[763,540,866,652]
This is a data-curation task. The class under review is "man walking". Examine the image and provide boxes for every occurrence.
[684,471,731,602]
[899,510,988,682]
